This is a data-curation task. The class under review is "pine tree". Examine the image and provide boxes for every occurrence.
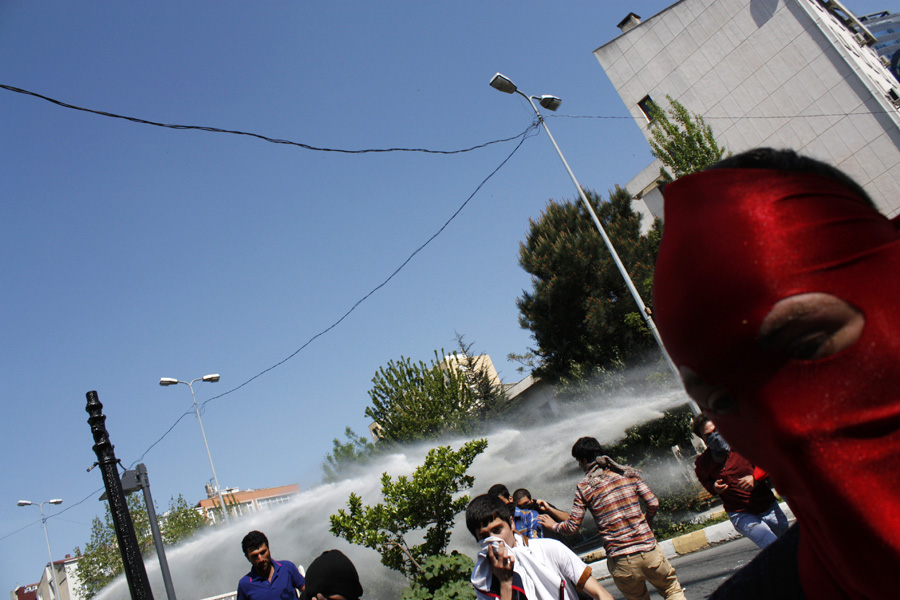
[517,186,661,381]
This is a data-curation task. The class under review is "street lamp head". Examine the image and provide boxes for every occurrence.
[489,73,517,94]
[49,499,63,505]
[537,95,562,111]
[202,374,220,383]
[160,378,179,386]
[17,500,32,506]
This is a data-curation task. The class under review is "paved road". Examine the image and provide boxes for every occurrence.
[598,536,761,599]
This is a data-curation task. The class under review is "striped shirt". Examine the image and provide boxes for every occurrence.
[555,463,659,556]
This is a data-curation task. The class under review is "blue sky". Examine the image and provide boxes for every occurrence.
[0,0,887,594]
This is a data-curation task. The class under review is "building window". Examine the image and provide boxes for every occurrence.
[638,95,658,122]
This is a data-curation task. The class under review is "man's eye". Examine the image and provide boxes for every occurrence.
[759,293,864,362]
[788,333,829,360]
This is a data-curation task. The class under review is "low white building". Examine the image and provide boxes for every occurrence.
[34,556,82,600]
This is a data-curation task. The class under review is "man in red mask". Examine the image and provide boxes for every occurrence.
[653,148,900,599]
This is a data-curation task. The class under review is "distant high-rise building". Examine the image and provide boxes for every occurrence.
[860,10,900,82]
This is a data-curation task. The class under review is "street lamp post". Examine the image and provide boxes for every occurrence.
[159,374,230,523]
[489,72,690,394]
[17,499,63,600]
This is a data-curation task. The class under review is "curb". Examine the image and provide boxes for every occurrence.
[583,502,794,580]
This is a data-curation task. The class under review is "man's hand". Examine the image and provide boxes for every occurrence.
[735,475,755,491]
[487,543,515,600]
[535,499,570,521]
[538,514,556,529]
[713,479,728,493]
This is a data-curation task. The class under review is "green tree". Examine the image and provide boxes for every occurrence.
[322,426,377,483]
[329,439,487,599]
[517,186,661,382]
[506,350,537,375]
[364,352,485,444]
[76,493,208,598]
[161,494,208,545]
[75,494,151,599]
[647,95,727,183]
[402,554,475,600]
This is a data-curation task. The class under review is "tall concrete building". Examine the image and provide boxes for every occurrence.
[594,0,900,220]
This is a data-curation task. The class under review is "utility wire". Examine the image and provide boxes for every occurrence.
[0,487,104,543]
[126,118,542,467]
[0,83,530,154]
[0,91,539,547]
[5,81,886,543]
[550,109,895,120]
[2,84,889,155]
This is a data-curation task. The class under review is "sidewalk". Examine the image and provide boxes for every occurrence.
[581,501,794,580]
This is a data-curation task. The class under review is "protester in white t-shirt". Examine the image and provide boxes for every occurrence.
[466,494,613,600]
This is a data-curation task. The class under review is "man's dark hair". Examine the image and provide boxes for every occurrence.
[241,530,269,557]
[571,437,604,463]
[706,147,876,208]
[487,483,510,498]
[512,488,532,503]
[302,550,363,600]
[466,494,512,539]
[692,414,712,437]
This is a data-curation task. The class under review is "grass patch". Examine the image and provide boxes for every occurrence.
[653,511,729,540]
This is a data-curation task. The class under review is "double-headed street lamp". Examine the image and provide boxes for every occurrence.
[159,374,230,523]
[17,499,63,600]
[489,72,685,389]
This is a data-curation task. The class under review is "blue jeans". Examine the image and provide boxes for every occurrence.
[728,502,789,549]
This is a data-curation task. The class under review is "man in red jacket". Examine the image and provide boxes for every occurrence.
[691,414,788,549]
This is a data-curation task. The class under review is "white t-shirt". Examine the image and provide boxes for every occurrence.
[472,533,592,600]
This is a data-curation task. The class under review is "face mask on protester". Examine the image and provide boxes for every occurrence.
[704,431,730,463]
[653,167,900,600]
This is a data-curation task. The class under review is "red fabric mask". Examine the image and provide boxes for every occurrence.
[653,168,900,599]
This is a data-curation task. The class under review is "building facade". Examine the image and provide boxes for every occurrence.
[31,556,81,600]
[196,484,300,523]
[594,0,900,220]
[859,10,900,67]
[10,584,38,600]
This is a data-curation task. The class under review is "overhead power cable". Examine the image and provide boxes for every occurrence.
[0,487,104,543]
[2,84,889,157]
[551,109,894,120]
[125,118,542,467]
[0,83,531,154]
[0,87,540,546]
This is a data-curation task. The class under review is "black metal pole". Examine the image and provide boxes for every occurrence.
[85,391,154,600]
[136,464,177,600]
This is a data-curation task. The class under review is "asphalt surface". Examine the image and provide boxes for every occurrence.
[598,536,761,599]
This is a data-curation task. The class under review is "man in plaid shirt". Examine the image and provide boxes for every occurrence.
[538,437,686,600]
